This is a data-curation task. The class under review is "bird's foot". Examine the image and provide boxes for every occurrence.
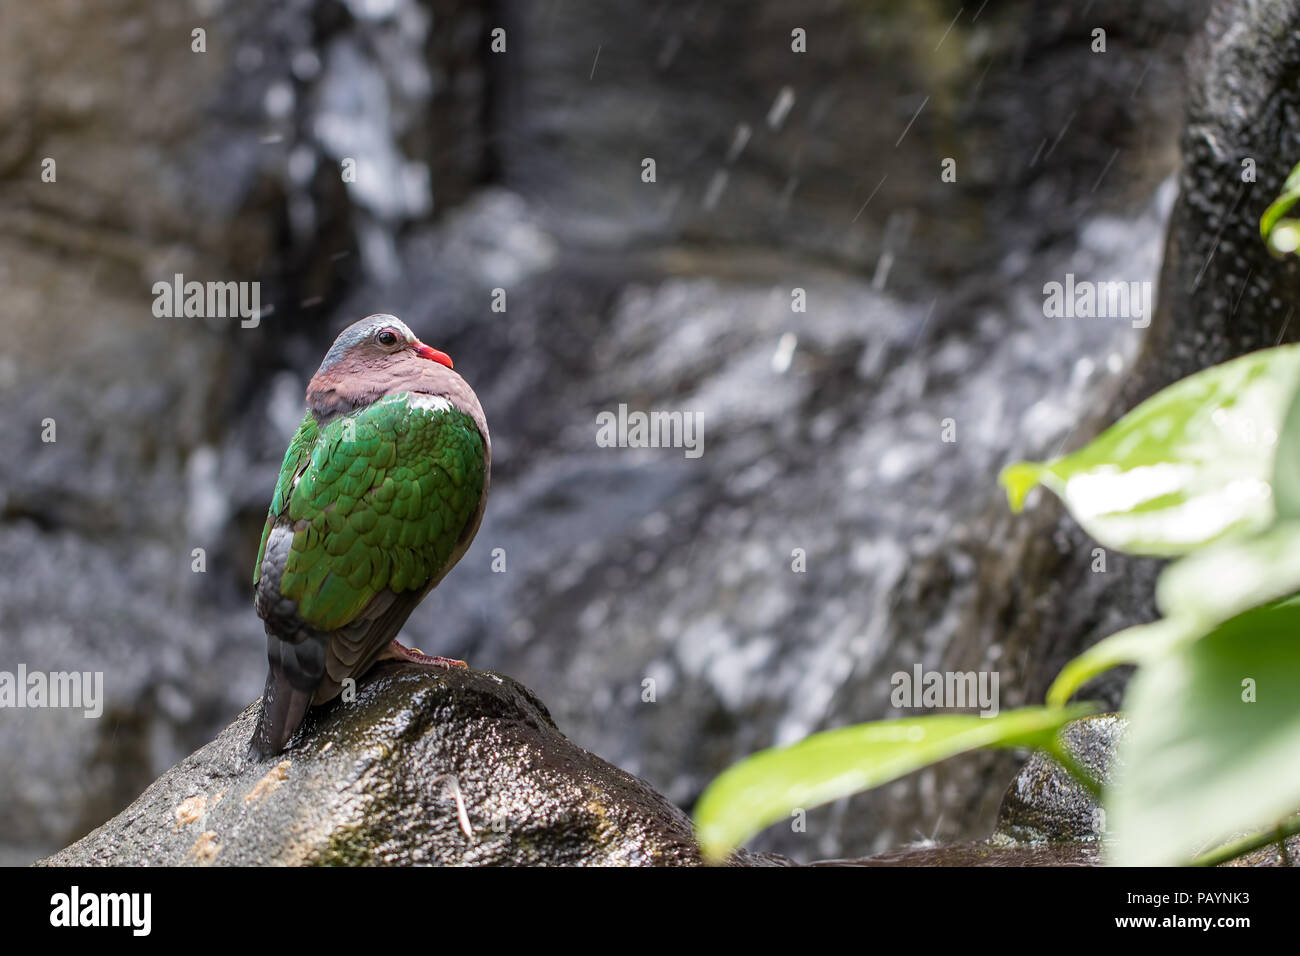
[383,639,468,669]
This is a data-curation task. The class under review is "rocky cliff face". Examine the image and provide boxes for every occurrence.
[11,0,1287,866]
[958,0,1300,838]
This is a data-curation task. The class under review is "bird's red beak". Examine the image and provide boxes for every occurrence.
[411,340,453,369]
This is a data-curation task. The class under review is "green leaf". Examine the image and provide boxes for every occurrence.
[1001,461,1048,513]
[1109,600,1300,865]
[999,345,1300,556]
[1156,524,1300,623]
[1047,617,1195,708]
[1271,372,1300,518]
[692,707,1090,862]
[1267,220,1300,256]
[1261,161,1300,251]
[1049,526,1300,705]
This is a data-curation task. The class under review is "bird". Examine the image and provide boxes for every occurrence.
[248,314,490,759]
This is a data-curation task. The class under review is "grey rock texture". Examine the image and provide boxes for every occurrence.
[39,664,709,867]
[989,714,1298,866]
[993,714,1124,846]
[26,686,1113,867]
[1140,0,1300,399]
[1222,836,1300,867]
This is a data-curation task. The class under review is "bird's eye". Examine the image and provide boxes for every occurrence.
[376,329,399,348]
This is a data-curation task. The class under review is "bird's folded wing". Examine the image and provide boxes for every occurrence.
[273,393,486,686]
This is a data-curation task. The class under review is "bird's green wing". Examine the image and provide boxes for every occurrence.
[253,411,320,586]
[274,393,486,632]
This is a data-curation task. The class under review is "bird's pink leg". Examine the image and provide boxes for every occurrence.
[380,639,468,668]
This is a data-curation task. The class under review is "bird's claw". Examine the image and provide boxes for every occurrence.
[386,639,468,669]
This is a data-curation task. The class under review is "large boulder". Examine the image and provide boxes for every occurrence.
[38,664,710,867]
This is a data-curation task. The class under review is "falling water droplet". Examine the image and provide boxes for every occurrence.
[771,332,798,373]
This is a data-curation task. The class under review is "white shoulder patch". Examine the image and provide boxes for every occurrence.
[408,393,452,414]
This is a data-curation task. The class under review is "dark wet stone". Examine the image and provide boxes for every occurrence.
[1137,0,1300,400]
[38,664,709,867]
[959,0,1300,836]
[985,714,1296,867]
[993,714,1124,846]
[999,0,1300,704]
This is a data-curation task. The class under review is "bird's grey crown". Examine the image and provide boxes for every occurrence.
[317,314,413,373]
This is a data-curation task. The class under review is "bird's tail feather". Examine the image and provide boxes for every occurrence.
[247,634,325,760]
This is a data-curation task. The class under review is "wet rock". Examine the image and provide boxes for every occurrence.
[953,0,1300,847]
[30,686,1125,868]
[1138,0,1300,399]
[39,664,708,867]
[803,712,1293,866]
[993,714,1124,846]
[0,0,285,866]
[500,0,1206,285]
[993,0,1300,705]
[988,714,1296,866]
